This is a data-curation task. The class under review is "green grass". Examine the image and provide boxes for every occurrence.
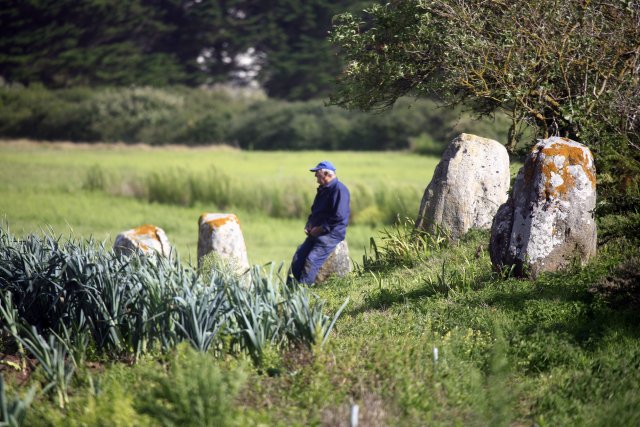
[0,140,438,187]
[1,140,437,265]
[8,225,638,426]
[3,139,637,426]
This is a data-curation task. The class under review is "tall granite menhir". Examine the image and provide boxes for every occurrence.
[416,133,510,239]
[490,137,597,277]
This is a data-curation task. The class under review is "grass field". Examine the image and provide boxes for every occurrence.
[0,140,439,265]
[3,220,638,426]
[3,139,638,426]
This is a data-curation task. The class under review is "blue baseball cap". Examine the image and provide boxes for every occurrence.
[309,160,336,172]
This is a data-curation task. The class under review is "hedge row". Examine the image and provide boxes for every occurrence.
[0,84,511,151]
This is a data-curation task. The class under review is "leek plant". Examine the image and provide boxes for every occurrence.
[174,284,228,353]
[0,293,25,371]
[225,266,288,362]
[0,226,348,368]
[0,375,35,427]
[283,283,349,347]
[15,327,74,408]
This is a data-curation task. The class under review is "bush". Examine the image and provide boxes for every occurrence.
[136,344,247,427]
[0,85,512,150]
[230,99,357,150]
[0,86,245,145]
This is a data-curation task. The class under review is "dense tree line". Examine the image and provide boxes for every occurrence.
[0,0,369,100]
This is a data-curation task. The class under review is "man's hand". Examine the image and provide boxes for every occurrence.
[306,226,324,237]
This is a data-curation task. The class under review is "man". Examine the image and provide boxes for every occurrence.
[288,160,350,285]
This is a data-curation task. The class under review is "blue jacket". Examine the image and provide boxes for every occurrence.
[306,178,350,240]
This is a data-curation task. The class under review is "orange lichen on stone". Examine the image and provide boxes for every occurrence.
[539,142,596,199]
[131,224,161,251]
[199,213,240,230]
[133,224,159,237]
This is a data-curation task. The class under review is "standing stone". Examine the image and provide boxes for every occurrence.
[416,133,510,239]
[114,224,172,257]
[312,240,352,284]
[197,213,250,276]
[489,137,597,277]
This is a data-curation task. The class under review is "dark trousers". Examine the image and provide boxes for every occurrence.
[289,235,342,285]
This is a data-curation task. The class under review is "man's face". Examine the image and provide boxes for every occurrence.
[315,170,332,186]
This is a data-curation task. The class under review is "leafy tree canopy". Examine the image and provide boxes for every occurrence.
[330,0,639,211]
[330,0,639,150]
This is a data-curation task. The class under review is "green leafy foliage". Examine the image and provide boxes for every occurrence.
[136,345,247,427]
[0,85,248,144]
[0,0,367,99]
[0,1,183,87]
[3,218,640,425]
[173,284,229,354]
[331,1,639,145]
[246,0,373,100]
[331,0,640,211]
[0,1,252,87]
[219,263,349,363]
[0,86,512,150]
[15,327,75,408]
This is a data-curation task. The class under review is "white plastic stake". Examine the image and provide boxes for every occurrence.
[350,404,359,427]
[433,347,439,363]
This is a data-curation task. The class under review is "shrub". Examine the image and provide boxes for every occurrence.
[136,344,247,427]
[0,85,512,150]
[0,86,245,145]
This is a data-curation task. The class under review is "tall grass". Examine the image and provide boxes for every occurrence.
[359,218,450,271]
[84,166,422,225]
[0,142,441,263]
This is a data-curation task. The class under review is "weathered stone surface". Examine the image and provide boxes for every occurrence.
[312,240,352,283]
[489,137,597,277]
[416,133,510,239]
[197,213,250,276]
[114,224,172,257]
